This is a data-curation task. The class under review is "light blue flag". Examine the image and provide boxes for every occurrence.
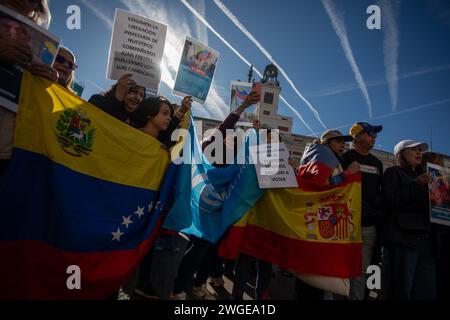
[162,118,264,243]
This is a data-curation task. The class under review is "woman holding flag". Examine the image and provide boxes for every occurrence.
[296,130,360,190]
[295,129,360,299]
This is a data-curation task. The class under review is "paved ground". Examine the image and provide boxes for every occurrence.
[123,264,297,300]
[119,238,295,300]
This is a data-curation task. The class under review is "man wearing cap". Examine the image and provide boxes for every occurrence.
[382,140,436,299]
[342,122,384,300]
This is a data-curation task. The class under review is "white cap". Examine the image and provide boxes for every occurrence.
[394,140,429,156]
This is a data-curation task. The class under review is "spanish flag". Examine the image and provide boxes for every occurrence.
[219,174,362,278]
[0,71,170,299]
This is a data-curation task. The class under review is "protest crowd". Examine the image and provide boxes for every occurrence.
[0,0,449,301]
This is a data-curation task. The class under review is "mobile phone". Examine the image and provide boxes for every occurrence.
[252,82,262,102]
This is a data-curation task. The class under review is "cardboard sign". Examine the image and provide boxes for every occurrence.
[250,142,298,189]
[107,9,167,95]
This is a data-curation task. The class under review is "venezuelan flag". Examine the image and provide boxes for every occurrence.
[0,71,170,299]
[219,174,362,278]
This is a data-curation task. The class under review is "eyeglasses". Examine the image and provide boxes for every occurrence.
[55,54,77,70]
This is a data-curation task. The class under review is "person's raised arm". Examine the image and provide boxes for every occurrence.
[115,74,135,102]
[233,90,260,116]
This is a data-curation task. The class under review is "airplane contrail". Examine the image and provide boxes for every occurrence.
[312,98,450,135]
[179,0,316,134]
[80,0,113,30]
[212,0,327,130]
[309,64,450,98]
[379,0,401,111]
[322,0,373,117]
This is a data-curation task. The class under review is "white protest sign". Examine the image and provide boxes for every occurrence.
[106,9,167,95]
[250,142,298,189]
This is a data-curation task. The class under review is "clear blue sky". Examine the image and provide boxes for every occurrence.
[48,0,450,155]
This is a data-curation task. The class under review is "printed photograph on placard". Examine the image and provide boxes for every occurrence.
[173,36,219,104]
[0,5,60,112]
[428,163,450,226]
[230,80,256,125]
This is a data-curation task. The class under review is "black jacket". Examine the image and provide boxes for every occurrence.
[89,92,181,148]
[342,150,384,226]
[381,165,431,247]
[88,92,134,125]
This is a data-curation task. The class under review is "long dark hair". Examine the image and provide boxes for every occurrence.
[132,96,174,129]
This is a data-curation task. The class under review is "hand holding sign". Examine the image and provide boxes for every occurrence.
[234,90,260,116]
[116,73,136,101]
[0,5,60,112]
[180,95,193,112]
[416,172,432,185]
[0,35,32,66]
[29,62,59,82]
[242,89,261,108]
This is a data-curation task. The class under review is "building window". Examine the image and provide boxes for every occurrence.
[264,92,274,104]
[263,111,270,116]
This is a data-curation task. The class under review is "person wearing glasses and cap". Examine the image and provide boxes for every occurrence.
[381,140,437,300]
[342,122,384,300]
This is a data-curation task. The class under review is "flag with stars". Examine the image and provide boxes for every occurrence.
[0,71,170,299]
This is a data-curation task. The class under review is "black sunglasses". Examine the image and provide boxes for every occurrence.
[55,54,77,70]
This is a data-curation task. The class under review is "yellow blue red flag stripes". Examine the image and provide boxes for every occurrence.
[0,71,170,299]
[219,174,362,278]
